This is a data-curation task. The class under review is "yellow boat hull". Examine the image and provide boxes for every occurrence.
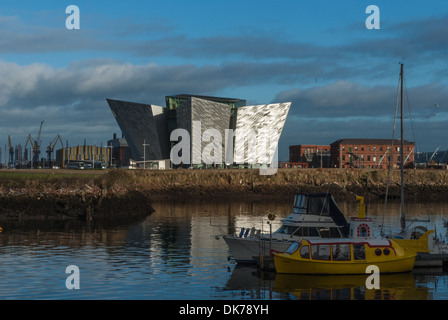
[274,254,416,274]
[273,238,416,275]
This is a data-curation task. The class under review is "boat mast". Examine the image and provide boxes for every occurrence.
[400,63,406,232]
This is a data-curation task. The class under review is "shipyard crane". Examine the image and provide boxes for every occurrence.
[25,120,44,168]
[428,146,440,164]
[25,134,36,168]
[403,148,415,168]
[46,134,63,168]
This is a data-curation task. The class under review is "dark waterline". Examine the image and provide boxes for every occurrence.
[0,198,448,300]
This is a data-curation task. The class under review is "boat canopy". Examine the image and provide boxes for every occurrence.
[293,193,349,228]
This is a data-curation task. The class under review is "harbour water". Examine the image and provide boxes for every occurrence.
[1,197,448,300]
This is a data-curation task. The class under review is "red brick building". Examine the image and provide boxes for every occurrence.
[330,139,415,169]
[289,144,331,168]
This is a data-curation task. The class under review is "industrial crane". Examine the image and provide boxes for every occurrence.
[46,134,63,168]
[25,120,44,168]
[428,146,440,164]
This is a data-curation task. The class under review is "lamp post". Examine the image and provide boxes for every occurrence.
[143,139,150,169]
[104,144,113,168]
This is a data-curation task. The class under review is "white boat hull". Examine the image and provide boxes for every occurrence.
[223,235,293,263]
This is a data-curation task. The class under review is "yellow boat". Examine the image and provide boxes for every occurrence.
[272,196,416,275]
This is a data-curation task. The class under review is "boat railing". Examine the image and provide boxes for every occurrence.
[236,227,261,239]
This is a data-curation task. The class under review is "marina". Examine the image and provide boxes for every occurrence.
[1,198,448,300]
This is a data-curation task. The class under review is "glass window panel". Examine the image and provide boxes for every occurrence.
[332,244,351,261]
[353,244,366,260]
[300,245,310,259]
[286,242,300,254]
[311,244,331,260]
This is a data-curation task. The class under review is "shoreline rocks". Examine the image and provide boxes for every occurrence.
[1,168,448,219]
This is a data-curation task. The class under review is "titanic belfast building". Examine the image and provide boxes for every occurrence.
[107,94,290,168]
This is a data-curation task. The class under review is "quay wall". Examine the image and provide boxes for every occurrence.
[0,168,447,219]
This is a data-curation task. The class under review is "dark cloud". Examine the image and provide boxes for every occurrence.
[1,10,448,160]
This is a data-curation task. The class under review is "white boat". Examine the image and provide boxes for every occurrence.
[220,193,350,263]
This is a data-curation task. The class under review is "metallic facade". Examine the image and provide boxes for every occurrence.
[107,99,169,162]
[176,97,231,164]
[233,103,290,165]
[107,95,291,167]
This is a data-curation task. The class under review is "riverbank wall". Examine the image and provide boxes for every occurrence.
[1,168,447,219]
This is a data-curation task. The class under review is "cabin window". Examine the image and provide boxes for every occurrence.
[311,244,331,260]
[330,227,342,238]
[296,227,319,237]
[353,244,366,260]
[332,244,351,261]
[357,224,370,237]
[375,249,382,256]
[293,194,307,213]
[318,228,330,238]
[300,245,310,259]
[383,248,390,256]
[277,226,296,235]
[318,227,344,238]
[286,242,300,255]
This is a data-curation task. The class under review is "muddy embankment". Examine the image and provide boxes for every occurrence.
[1,168,448,220]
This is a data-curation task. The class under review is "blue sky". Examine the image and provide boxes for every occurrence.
[1,0,448,162]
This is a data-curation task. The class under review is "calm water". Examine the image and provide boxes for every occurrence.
[1,197,448,300]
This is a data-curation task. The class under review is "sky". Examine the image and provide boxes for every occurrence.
[0,0,448,162]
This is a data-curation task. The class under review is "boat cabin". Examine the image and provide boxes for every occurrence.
[284,238,397,263]
[278,193,350,237]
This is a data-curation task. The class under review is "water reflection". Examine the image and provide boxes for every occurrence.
[0,197,447,299]
[274,272,430,300]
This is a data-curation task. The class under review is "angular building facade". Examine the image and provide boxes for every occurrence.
[233,103,291,165]
[107,94,290,168]
[175,96,232,165]
[107,99,170,162]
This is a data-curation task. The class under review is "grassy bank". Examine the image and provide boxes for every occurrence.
[1,168,448,201]
[1,167,448,219]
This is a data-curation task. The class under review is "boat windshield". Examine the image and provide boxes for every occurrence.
[286,242,301,254]
[294,194,331,216]
[276,226,297,235]
[293,194,307,213]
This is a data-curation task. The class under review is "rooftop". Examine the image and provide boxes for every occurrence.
[331,138,414,145]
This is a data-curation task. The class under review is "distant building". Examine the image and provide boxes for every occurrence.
[107,94,290,168]
[56,143,111,168]
[288,145,331,168]
[330,139,415,169]
[107,133,131,168]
